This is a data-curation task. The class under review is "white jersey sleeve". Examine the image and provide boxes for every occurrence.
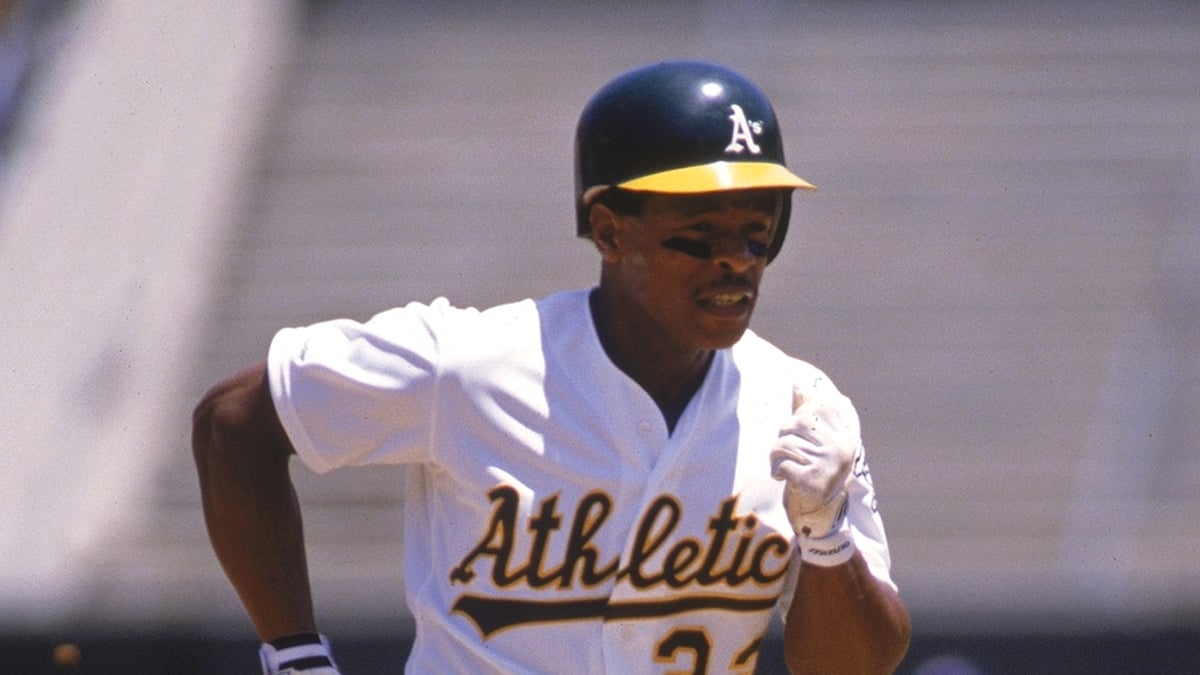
[267,297,460,474]
[847,443,896,591]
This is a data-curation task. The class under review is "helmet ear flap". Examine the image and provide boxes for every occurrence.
[767,192,793,264]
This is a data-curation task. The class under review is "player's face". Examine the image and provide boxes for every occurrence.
[603,190,779,352]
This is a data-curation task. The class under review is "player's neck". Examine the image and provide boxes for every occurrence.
[589,289,712,432]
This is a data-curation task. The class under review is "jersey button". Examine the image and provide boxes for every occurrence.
[637,421,652,437]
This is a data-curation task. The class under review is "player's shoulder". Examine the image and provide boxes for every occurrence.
[429,289,583,324]
[733,329,823,374]
[347,290,586,361]
[369,295,539,331]
[466,289,588,336]
[733,330,849,398]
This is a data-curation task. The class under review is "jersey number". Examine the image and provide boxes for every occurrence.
[654,627,761,674]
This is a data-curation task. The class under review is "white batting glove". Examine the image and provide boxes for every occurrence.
[259,633,341,675]
[769,377,861,567]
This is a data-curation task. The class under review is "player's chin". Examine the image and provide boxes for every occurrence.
[693,310,754,348]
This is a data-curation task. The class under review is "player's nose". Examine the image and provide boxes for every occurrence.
[709,234,764,272]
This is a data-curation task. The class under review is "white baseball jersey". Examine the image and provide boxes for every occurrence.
[267,288,894,674]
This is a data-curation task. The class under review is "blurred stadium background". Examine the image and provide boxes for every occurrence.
[0,1,1197,673]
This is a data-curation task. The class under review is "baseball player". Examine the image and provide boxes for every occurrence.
[194,60,910,674]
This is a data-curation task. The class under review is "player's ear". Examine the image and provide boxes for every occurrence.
[588,202,622,262]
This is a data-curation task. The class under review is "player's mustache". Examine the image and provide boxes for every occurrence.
[698,277,757,297]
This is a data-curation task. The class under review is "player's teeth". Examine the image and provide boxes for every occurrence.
[712,293,743,306]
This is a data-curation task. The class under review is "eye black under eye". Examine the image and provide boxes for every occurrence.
[662,237,712,259]
[661,237,769,259]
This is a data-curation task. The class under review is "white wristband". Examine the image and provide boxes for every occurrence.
[797,527,856,567]
[259,633,339,675]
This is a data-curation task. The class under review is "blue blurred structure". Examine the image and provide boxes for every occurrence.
[0,1,70,161]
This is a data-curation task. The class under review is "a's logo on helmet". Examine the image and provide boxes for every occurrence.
[725,104,763,155]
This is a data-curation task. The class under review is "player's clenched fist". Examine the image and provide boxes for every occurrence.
[769,376,861,566]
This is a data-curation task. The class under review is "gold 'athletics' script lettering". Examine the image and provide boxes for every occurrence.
[449,486,792,637]
[449,486,618,588]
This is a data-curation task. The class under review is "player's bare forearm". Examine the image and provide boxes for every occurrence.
[782,550,911,675]
[192,363,318,642]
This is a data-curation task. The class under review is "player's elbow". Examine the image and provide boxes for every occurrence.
[783,602,912,675]
[870,605,913,675]
[786,638,909,675]
[193,388,238,487]
[192,363,290,472]
[193,377,248,462]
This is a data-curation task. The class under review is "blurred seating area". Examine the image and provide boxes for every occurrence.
[0,1,1196,672]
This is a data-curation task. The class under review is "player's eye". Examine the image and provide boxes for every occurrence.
[661,237,712,259]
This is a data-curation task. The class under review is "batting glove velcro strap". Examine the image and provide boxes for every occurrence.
[789,487,856,567]
[797,521,856,568]
[260,633,340,675]
[782,482,849,541]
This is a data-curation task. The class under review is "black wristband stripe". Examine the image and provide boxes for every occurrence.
[280,655,334,670]
[269,633,324,650]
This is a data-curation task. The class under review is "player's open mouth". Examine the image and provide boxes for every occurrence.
[698,289,755,316]
[707,292,751,307]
